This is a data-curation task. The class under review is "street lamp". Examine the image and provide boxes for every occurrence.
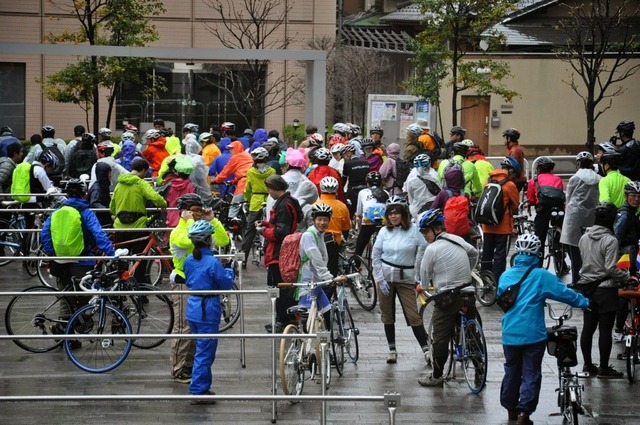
[293,119,300,148]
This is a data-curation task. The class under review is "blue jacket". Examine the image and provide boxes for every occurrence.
[42,197,115,265]
[184,247,235,324]
[498,254,589,346]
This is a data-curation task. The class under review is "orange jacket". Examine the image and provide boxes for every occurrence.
[142,137,170,177]
[202,143,221,167]
[316,193,351,245]
[212,141,253,195]
[481,169,520,235]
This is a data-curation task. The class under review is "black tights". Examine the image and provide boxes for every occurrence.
[580,308,616,367]
[384,323,429,353]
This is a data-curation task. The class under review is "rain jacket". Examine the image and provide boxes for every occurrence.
[373,224,426,285]
[245,165,275,212]
[212,141,253,195]
[438,155,483,198]
[599,169,630,208]
[560,168,600,247]
[142,137,170,176]
[307,164,347,204]
[379,143,401,195]
[578,225,629,288]
[498,254,589,346]
[164,176,196,227]
[202,143,221,167]
[262,193,302,266]
[526,172,564,207]
[110,173,167,228]
[115,140,141,172]
[417,232,476,291]
[89,156,129,191]
[87,162,113,227]
[406,168,440,220]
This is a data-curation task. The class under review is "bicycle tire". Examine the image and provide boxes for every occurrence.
[474,270,497,306]
[330,307,345,376]
[461,319,487,394]
[124,283,174,349]
[344,300,359,363]
[0,218,22,267]
[561,389,579,425]
[36,249,57,289]
[4,286,70,353]
[315,318,331,390]
[569,401,580,425]
[279,324,304,397]
[144,248,163,287]
[348,255,377,311]
[627,335,637,383]
[420,297,435,366]
[64,303,133,373]
[543,228,553,270]
[551,228,567,277]
[219,283,240,332]
[25,233,39,277]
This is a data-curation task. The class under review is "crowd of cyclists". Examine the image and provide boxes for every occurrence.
[1,116,640,420]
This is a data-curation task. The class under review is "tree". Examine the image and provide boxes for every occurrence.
[41,0,165,132]
[201,0,298,128]
[404,0,519,128]
[555,0,640,150]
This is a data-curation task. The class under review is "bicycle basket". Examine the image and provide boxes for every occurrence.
[546,325,578,367]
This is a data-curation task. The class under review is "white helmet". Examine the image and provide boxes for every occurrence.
[319,176,339,193]
[313,147,331,162]
[515,234,542,256]
[330,143,345,154]
[250,147,269,161]
[98,127,112,138]
[121,131,135,142]
[143,129,161,144]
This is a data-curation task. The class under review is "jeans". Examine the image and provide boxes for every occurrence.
[500,340,546,415]
[481,233,511,281]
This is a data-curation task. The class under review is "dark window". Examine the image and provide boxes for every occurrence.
[0,63,26,139]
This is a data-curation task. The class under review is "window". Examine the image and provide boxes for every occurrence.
[0,63,25,139]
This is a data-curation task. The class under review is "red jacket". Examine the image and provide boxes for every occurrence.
[212,141,254,195]
[307,165,347,204]
[142,137,170,177]
[262,193,302,266]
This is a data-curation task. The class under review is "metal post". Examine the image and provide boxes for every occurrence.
[268,287,280,424]
[238,255,246,368]
[317,331,329,425]
[384,392,401,425]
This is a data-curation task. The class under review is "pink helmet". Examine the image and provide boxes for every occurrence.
[285,147,308,169]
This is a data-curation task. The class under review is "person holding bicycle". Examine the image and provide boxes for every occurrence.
[184,220,235,404]
[498,234,588,425]
[372,196,428,365]
[416,208,478,387]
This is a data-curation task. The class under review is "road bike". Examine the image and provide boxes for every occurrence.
[419,283,488,393]
[337,247,377,311]
[546,303,584,425]
[618,286,640,382]
[329,273,360,376]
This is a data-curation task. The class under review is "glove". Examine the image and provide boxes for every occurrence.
[114,248,129,258]
[378,280,390,296]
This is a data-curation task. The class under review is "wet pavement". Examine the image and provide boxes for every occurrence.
[0,257,638,425]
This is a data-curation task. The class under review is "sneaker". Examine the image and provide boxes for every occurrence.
[190,390,216,405]
[386,351,397,364]
[265,322,285,334]
[597,365,624,379]
[613,331,624,343]
[582,363,599,376]
[418,373,443,387]
[174,369,192,384]
[515,413,533,425]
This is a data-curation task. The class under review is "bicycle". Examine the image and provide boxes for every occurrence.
[0,201,44,277]
[546,303,584,424]
[543,207,569,277]
[617,285,640,382]
[337,246,377,311]
[419,283,488,393]
[328,273,360,376]
[278,277,340,397]
[468,223,497,306]
[509,201,536,268]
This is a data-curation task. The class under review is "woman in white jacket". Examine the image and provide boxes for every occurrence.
[372,195,428,364]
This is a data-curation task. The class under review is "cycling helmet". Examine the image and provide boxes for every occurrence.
[598,142,622,166]
[41,125,55,135]
[64,178,86,198]
[311,203,333,219]
[81,133,96,145]
[366,171,382,187]
[514,233,541,256]
[329,134,346,146]
[369,125,383,136]
[501,156,521,175]
[349,123,361,137]
[153,118,165,127]
[220,122,235,132]
[466,146,484,159]
[177,193,203,210]
[413,153,431,168]
[575,151,593,162]
[198,132,212,144]
[313,147,331,163]
[251,147,269,161]
[124,123,138,133]
[598,141,618,154]
[418,208,444,231]
[332,123,349,136]
[174,156,195,175]
[38,150,58,168]
[243,128,254,136]
[262,138,279,152]
[308,133,324,147]
[342,143,356,154]
[183,123,199,133]
[0,126,13,136]
[163,127,174,137]
[616,120,635,137]
[460,139,475,148]
[97,140,114,150]
[361,138,375,149]
[452,141,471,156]
[406,123,422,137]
[188,220,214,245]
[450,126,466,137]
[624,181,640,195]
[502,128,520,141]
[98,127,112,138]
[319,176,339,193]
[143,129,161,142]
[121,131,135,142]
[330,143,345,154]
[386,195,408,208]
[536,156,555,172]
[594,202,618,226]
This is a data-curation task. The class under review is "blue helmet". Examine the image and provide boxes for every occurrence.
[413,153,431,168]
[500,156,521,175]
[188,220,213,245]
[418,208,444,231]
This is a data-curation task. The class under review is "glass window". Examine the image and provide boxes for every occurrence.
[0,63,25,139]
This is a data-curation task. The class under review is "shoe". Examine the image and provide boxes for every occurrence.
[582,363,598,376]
[597,365,624,378]
[418,373,443,387]
[508,409,518,421]
[386,351,397,364]
[68,340,83,350]
[50,324,82,349]
[190,390,216,405]
[515,413,533,425]
[174,369,192,384]
[613,331,624,343]
[265,322,285,333]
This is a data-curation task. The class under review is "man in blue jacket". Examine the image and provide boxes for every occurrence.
[498,234,589,425]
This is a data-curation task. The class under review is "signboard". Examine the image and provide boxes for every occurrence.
[366,94,436,144]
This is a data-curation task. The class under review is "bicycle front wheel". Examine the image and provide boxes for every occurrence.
[461,319,487,394]
[36,250,56,289]
[5,286,70,353]
[474,270,497,306]
[627,334,638,383]
[0,218,22,267]
[543,228,553,270]
[330,307,345,376]
[344,301,359,363]
[348,255,377,311]
[561,391,580,425]
[65,303,133,373]
[219,283,240,332]
[420,298,435,366]
[279,324,304,397]
[25,233,39,277]
[144,249,164,288]
[123,283,174,349]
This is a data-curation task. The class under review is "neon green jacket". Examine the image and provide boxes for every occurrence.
[599,169,630,208]
[473,159,494,189]
[110,173,167,228]
[438,155,483,197]
[244,166,275,212]
[169,216,230,278]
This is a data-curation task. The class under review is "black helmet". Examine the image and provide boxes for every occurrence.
[502,128,520,141]
[536,156,555,172]
[311,203,333,219]
[452,141,470,156]
[616,120,635,137]
[153,118,165,127]
[176,193,203,210]
[65,178,86,198]
[81,133,96,145]
[366,171,382,187]
[594,202,617,228]
[450,126,466,137]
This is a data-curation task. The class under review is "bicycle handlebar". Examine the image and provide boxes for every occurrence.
[277,273,359,288]
[545,303,573,326]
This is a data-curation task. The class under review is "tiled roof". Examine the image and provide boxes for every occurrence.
[380,3,428,23]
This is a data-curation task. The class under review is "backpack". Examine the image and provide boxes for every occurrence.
[42,144,65,177]
[50,205,85,256]
[394,158,412,190]
[417,176,441,196]
[71,149,96,178]
[430,132,448,161]
[364,203,386,225]
[279,230,319,283]
[443,191,471,237]
[11,161,32,203]
[474,178,507,225]
[535,177,565,208]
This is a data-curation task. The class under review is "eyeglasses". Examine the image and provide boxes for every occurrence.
[189,207,204,214]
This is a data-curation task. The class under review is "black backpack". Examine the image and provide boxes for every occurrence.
[430,131,448,160]
[70,149,97,178]
[474,178,507,225]
[394,158,413,190]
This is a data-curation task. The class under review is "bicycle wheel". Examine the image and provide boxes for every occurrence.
[344,301,359,363]
[543,228,553,269]
[4,286,70,353]
[219,283,240,332]
[279,324,304,397]
[420,299,435,366]
[124,283,174,349]
[25,233,39,277]
[144,249,163,287]
[315,318,331,390]
[348,255,377,311]
[36,250,56,289]
[461,319,487,394]
[0,218,22,267]
[64,303,133,373]
[627,335,637,383]
[474,269,497,306]
[551,229,568,277]
[330,307,345,376]
[561,389,579,425]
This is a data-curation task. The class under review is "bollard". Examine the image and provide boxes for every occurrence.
[317,331,330,425]
[267,287,280,423]
[384,392,401,425]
